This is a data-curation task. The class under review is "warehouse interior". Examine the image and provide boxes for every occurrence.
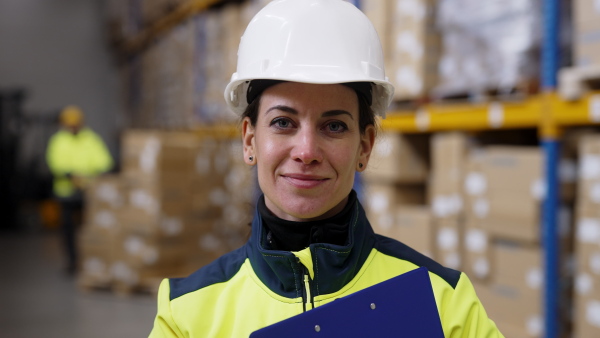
[1,0,600,337]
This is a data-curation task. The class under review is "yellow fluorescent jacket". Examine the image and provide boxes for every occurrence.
[149,200,504,338]
[46,128,113,197]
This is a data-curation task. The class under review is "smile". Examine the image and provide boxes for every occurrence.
[281,174,329,189]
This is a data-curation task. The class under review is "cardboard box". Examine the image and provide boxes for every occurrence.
[434,218,462,270]
[574,297,600,338]
[575,26,600,68]
[482,146,544,194]
[493,242,543,296]
[575,248,600,299]
[574,0,600,25]
[474,281,542,337]
[372,205,433,257]
[118,207,191,239]
[363,132,429,183]
[431,132,469,180]
[482,191,540,243]
[79,224,120,283]
[387,0,440,100]
[84,175,127,227]
[121,130,202,176]
[364,182,427,215]
[463,221,492,281]
[362,0,391,48]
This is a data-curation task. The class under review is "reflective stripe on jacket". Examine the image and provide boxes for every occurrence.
[46,128,113,197]
[149,199,504,338]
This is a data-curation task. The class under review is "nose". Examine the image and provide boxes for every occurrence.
[291,128,324,165]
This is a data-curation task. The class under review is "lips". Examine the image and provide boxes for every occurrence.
[281,173,329,189]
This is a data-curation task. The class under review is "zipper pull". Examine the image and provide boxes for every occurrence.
[304,273,313,310]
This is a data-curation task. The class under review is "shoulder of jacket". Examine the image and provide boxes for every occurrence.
[169,245,248,301]
[374,234,462,289]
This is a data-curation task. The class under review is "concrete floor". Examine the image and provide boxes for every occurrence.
[0,231,157,338]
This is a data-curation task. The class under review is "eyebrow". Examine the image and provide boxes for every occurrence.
[265,105,354,120]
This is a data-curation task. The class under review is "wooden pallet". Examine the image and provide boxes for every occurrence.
[559,65,600,101]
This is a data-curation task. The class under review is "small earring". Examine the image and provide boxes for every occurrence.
[359,163,363,169]
[249,156,254,162]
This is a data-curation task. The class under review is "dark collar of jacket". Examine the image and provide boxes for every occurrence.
[244,197,376,299]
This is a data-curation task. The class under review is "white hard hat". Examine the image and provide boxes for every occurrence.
[224,0,394,118]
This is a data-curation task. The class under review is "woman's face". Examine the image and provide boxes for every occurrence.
[242,82,375,222]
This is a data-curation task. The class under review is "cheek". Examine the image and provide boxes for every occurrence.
[328,142,360,171]
[255,135,286,169]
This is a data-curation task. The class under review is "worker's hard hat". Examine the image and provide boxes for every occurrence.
[224,0,394,118]
[60,105,84,127]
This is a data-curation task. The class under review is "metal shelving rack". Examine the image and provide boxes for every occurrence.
[119,0,600,337]
[381,1,600,336]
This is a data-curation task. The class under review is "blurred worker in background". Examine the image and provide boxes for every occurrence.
[46,105,113,275]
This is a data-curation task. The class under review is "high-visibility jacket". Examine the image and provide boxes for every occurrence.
[149,199,504,337]
[46,127,113,197]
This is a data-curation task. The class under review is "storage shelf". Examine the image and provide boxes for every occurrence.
[381,91,600,134]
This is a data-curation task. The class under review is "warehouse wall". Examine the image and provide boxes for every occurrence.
[0,0,122,156]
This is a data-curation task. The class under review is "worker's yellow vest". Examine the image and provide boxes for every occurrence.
[46,128,113,197]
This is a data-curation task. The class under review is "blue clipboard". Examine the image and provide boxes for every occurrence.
[250,267,444,337]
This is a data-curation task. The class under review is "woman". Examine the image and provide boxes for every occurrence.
[150,0,503,337]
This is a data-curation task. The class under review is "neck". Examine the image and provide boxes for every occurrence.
[258,191,356,251]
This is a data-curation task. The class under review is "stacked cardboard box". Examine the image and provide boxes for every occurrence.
[131,1,253,129]
[137,18,196,129]
[475,242,544,337]
[430,132,470,270]
[573,0,600,67]
[362,132,431,255]
[363,131,429,184]
[462,152,492,282]
[465,145,575,337]
[80,175,126,287]
[197,4,243,124]
[112,130,207,288]
[467,146,545,336]
[479,147,545,243]
[362,0,440,101]
[574,135,600,337]
[79,130,255,293]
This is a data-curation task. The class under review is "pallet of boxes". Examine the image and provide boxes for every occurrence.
[574,134,600,337]
[78,130,255,296]
[362,131,432,258]
[461,144,575,338]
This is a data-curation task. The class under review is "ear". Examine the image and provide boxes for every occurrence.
[357,125,376,172]
[242,117,256,165]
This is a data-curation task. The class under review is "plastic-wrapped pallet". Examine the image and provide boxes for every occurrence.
[434,0,542,97]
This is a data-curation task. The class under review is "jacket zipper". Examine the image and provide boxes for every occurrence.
[302,267,314,311]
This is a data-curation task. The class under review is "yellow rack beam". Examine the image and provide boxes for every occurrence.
[383,97,542,133]
[122,0,222,55]
[552,92,600,127]
[382,91,600,134]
